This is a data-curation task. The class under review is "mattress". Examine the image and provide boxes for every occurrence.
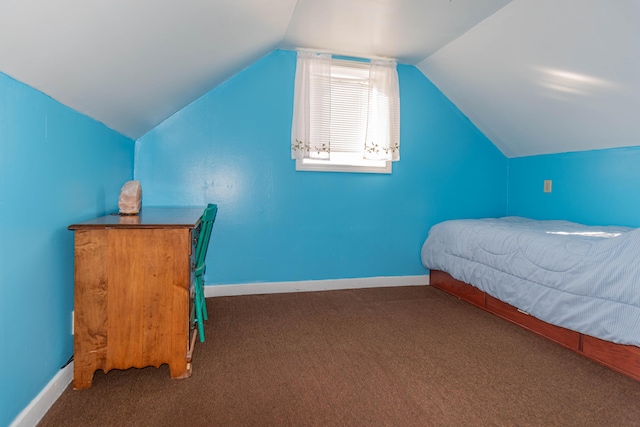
[421,217,640,346]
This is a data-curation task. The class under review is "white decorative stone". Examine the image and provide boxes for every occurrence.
[118,180,142,214]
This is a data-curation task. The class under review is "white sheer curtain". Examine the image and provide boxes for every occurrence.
[364,59,400,161]
[291,52,400,163]
[291,51,332,160]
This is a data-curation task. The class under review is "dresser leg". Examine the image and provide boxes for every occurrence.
[170,361,192,379]
[73,365,95,389]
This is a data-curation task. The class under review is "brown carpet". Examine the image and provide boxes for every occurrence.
[39,286,640,426]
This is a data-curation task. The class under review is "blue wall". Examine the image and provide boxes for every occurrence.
[508,147,640,227]
[0,72,134,426]
[135,50,508,284]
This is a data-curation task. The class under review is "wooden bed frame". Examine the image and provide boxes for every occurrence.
[430,270,640,383]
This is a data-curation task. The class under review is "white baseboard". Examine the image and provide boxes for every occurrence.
[205,274,430,297]
[11,361,74,427]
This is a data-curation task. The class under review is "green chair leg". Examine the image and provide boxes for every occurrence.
[195,275,206,342]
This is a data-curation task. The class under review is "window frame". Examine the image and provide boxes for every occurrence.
[295,156,392,174]
[294,57,394,174]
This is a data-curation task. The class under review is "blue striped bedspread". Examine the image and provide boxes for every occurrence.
[421,217,640,347]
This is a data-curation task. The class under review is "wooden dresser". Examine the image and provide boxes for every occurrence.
[68,208,203,389]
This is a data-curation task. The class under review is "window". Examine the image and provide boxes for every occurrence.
[291,52,400,173]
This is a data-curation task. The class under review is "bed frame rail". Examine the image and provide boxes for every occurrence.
[430,270,640,383]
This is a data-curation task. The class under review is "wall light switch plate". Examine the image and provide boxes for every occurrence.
[544,180,552,193]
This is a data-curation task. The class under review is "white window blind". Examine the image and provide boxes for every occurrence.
[291,52,400,173]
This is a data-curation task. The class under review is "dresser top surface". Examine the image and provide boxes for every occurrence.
[68,207,205,230]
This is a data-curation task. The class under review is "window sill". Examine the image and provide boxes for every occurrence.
[295,158,392,174]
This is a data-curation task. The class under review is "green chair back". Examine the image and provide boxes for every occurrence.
[195,203,218,276]
[193,203,217,342]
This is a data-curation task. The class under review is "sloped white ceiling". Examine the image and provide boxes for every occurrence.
[0,0,299,139]
[2,0,637,158]
[0,0,511,140]
[418,0,640,157]
[281,0,512,64]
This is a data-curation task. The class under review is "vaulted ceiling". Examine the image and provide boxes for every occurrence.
[1,0,637,158]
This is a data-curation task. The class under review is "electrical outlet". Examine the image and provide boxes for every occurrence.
[544,180,552,193]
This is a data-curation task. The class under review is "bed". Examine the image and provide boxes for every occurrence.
[421,216,640,382]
